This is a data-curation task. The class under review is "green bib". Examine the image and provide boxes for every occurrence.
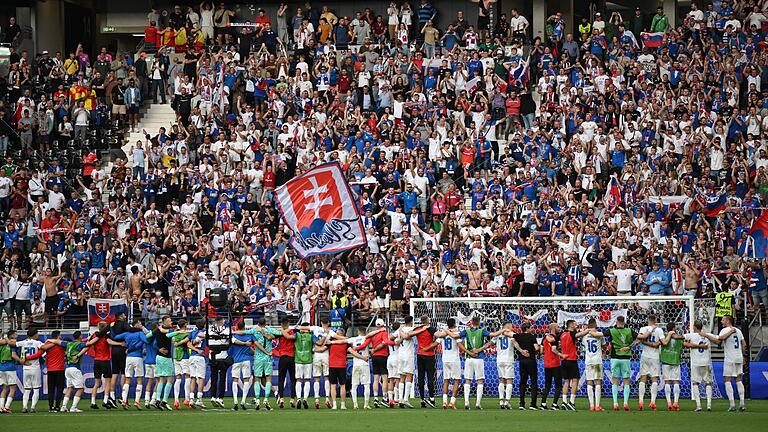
[609,327,634,359]
[660,338,683,366]
[465,328,484,352]
[294,332,314,365]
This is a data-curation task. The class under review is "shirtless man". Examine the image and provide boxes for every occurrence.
[129,265,145,297]
[681,261,701,297]
[458,261,486,291]
[36,268,64,326]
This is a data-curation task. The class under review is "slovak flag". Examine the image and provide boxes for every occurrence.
[88,298,129,326]
[746,210,768,258]
[275,162,367,258]
[641,32,665,48]
[505,308,549,332]
[603,176,622,209]
[702,189,728,217]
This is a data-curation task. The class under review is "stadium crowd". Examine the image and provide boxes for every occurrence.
[0,0,767,336]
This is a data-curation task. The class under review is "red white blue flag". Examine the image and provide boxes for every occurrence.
[641,32,665,48]
[275,162,366,258]
[603,176,622,209]
[88,298,129,326]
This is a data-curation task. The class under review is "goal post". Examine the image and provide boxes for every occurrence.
[409,296,721,399]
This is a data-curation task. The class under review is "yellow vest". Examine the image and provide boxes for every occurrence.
[715,291,734,317]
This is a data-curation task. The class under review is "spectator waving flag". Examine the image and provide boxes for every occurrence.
[698,187,728,217]
[640,32,665,48]
[275,162,367,258]
[603,176,622,209]
[87,298,129,326]
[746,210,768,258]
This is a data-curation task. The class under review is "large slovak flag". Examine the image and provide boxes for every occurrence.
[641,32,665,48]
[88,298,129,326]
[603,176,622,209]
[746,210,768,258]
[275,162,367,258]
[702,189,728,217]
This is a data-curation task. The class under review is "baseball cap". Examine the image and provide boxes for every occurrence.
[375,318,385,327]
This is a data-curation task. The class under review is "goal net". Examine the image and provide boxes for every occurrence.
[409,296,722,400]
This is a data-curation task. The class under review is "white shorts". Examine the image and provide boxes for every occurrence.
[125,357,145,378]
[65,367,85,389]
[23,368,41,389]
[0,370,17,386]
[662,364,681,381]
[174,359,190,375]
[639,357,660,378]
[464,358,485,381]
[585,363,603,382]
[352,364,371,385]
[145,364,156,379]
[231,361,252,379]
[296,363,313,379]
[723,362,744,377]
[398,354,415,376]
[691,365,713,384]
[313,356,329,377]
[387,355,400,377]
[497,362,514,380]
[189,356,207,379]
[373,295,390,309]
[443,361,462,380]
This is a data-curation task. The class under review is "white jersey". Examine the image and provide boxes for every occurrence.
[493,334,516,363]
[438,334,460,362]
[684,332,715,366]
[310,326,332,359]
[18,339,44,370]
[349,336,369,367]
[389,331,400,356]
[718,327,745,363]
[639,326,665,360]
[399,326,415,358]
[582,334,603,365]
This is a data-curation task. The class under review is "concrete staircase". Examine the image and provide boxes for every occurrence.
[120,102,177,168]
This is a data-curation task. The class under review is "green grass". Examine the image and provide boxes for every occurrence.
[2,399,766,432]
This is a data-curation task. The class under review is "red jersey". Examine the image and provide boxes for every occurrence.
[542,334,561,368]
[263,171,275,189]
[24,341,66,371]
[360,331,396,357]
[329,341,348,368]
[89,335,112,361]
[559,330,578,361]
[415,327,437,356]
[274,330,295,357]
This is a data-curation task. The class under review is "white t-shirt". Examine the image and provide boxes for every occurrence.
[582,333,603,365]
[522,261,537,284]
[494,334,515,363]
[684,332,715,366]
[614,269,636,293]
[718,327,745,364]
[639,326,665,360]
[439,334,460,362]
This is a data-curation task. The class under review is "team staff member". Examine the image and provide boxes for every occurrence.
[275,318,297,408]
[560,320,591,410]
[29,330,67,412]
[540,323,564,410]
[207,315,231,408]
[412,315,438,408]
[88,321,122,409]
[110,312,130,406]
[327,328,349,410]
[513,323,539,410]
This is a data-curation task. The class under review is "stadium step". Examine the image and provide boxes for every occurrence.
[120,101,179,168]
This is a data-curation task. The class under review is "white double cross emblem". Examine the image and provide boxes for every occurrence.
[303,176,333,220]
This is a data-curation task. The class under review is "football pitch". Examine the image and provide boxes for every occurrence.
[2,399,766,432]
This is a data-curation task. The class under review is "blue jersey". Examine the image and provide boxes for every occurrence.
[144,332,158,365]
[112,331,148,358]
[189,329,207,358]
[230,334,254,363]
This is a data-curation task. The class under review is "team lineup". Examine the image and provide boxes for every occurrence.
[0,313,748,414]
